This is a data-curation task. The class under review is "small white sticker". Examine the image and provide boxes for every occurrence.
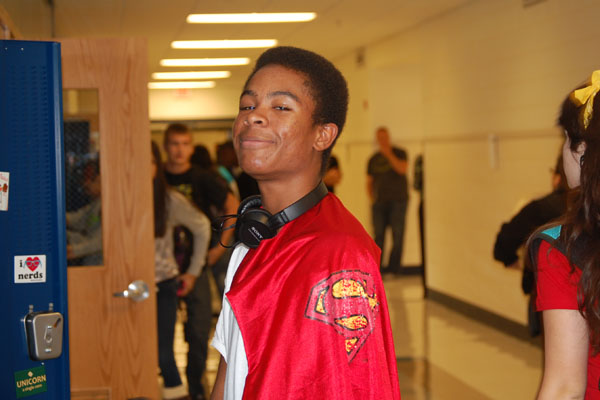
[0,172,9,211]
[14,255,47,283]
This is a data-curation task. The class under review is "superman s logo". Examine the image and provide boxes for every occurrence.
[304,270,380,362]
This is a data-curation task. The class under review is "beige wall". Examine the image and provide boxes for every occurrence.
[332,0,600,325]
[149,87,239,121]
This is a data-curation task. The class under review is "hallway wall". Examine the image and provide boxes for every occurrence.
[332,0,600,324]
[149,87,240,121]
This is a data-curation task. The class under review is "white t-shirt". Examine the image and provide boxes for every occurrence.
[211,245,250,400]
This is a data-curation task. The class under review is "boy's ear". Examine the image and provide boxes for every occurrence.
[313,123,338,151]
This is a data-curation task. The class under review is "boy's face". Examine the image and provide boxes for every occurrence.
[164,132,193,167]
[232,64,322,181]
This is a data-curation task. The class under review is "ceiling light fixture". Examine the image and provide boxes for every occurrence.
[160,58,250,67]
[187,12,316,24]
[152,71,231,80]
[148,81,216,89]
[172,39,277,49]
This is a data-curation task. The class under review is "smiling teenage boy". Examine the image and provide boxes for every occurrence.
[210,47,401,400]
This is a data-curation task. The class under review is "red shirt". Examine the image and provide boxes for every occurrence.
[227,194,401,399]
[536,240,600,398]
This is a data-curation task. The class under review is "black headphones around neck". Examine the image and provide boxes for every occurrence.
[233,181,328,249]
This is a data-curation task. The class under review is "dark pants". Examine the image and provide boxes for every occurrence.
[157,278,182,388]
[372,199,408,273]
[184,269,212,398]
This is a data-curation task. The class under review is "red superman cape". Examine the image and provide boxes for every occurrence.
[227,194,401,399]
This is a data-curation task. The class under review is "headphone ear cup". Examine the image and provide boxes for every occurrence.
[238,195,263,215]
[236,208,274,248]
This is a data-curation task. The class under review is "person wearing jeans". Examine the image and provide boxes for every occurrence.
[152,142,210,400]
[367,127,409,274]
[372,198,408,273]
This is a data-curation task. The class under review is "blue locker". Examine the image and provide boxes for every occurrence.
[0,40,70,399]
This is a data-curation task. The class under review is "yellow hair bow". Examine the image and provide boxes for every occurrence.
[573,70,600,129]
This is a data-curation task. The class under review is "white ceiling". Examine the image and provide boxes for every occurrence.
[5,0,471,93]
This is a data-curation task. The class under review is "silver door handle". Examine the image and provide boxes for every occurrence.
[113,280,150,302]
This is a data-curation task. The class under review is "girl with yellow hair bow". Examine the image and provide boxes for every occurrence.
[530,70,600,399]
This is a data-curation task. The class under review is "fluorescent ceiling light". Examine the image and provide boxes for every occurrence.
[172,39,277,49]
[152,71,231,80]
[187,12,316,24]
[148,81,216,89]
[160,58,250,67]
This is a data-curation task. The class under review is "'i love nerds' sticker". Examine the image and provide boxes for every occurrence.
[14,255,46,283]
[0,171,9,211]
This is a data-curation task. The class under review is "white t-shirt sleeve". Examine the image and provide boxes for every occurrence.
[211,305,228,360]
[211,245,247,359]
[210,245,250,400]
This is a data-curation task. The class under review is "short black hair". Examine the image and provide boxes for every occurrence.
[245,46,349,174]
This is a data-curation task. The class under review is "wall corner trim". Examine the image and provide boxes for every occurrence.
[428,288,542,347]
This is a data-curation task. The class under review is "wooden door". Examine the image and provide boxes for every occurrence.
[60,38,158,399]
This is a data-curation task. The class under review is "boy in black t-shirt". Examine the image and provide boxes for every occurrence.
[163,123,238,400]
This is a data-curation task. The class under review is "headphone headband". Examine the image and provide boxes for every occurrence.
[268,181,328,230]
[234,181,328,248]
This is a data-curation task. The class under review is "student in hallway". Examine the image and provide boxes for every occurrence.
[367,127,409,274]
[163,123,239,400]
[323,154,342,193]
[210,46,400,400]
[530,70,600,399]
[216,141,241,200]
[66,159,103,266]
[494,155,568,336]
[152,141,210,400]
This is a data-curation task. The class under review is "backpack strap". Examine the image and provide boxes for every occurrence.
[529,224,586,270]
[523,225,563,295]
[529,225,562,267]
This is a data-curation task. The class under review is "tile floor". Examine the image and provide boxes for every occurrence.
[170,275,543,399]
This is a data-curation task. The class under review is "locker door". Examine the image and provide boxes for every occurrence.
[0,39,70,400]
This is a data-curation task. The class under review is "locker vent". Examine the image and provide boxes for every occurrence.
[7,60,54,254]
